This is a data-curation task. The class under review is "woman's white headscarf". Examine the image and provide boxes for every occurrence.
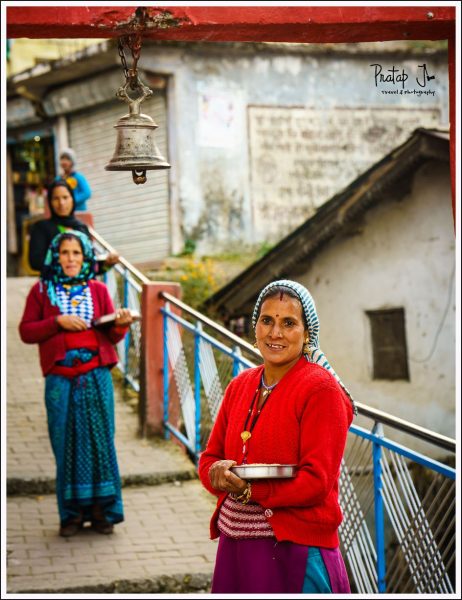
[252,279,357,415]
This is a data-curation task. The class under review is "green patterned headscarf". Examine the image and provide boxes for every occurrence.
[41,230,96,308]
[252,279,357,415]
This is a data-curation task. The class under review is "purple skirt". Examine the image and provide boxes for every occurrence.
[211,535,351,594]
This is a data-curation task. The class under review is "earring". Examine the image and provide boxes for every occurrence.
[303,338,309,354]
[253,340,258,348]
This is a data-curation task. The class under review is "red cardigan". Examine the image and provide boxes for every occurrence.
[198,357,353,548]
[19,279,128,376]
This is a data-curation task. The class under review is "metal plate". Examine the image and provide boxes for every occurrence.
[230,464,297,479]
[92,309,141,327]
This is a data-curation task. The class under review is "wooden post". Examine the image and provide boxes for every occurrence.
[139,281,181,436]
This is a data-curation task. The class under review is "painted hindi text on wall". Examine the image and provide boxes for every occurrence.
[248,106,442,241]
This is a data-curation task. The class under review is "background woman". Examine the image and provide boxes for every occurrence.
[58,147,92,212]
[198,279,356,594]
[28,179,118,274]
[19,230,133,537]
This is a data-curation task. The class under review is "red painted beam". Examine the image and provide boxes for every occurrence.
[7,6,454,42]
[447,35,456,227]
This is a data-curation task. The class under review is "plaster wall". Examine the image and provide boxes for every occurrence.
[295,160,455,448]
[143,44,448,253]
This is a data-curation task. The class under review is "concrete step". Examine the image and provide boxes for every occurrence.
[7,408,197,496]
[6,479,218,594]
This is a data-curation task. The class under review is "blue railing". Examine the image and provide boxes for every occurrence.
[90,226,146,392]
[161,304,254,457]
[91,225,455,594]
[160,291,456,594]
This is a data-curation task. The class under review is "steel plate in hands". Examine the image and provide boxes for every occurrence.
[230,464,297,479]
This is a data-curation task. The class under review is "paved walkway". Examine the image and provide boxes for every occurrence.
[5,278,218,594]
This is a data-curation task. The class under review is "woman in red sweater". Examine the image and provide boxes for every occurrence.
[19,231,134,538]
[198,280,356,594]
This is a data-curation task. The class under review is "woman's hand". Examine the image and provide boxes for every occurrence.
[104,252,120,267]
[208,460,248,495]
[115,308,134,327]
[56,315,88,331]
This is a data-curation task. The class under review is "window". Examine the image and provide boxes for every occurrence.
[366,308,410,381]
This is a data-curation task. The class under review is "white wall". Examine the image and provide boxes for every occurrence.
[143,43,449,254]
[296,160,455,451]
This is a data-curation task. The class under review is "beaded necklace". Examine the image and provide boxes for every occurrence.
[240,374,278,463]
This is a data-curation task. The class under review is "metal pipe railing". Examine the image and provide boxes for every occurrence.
[89,228,456,454]
[160,294,455,453]
[89,225,150,285]
[160,291,262,357]
[88,227,456,593]
[354,402,455,453]
[161,303,456,593]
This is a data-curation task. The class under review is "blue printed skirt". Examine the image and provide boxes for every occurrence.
[45,349,124,526]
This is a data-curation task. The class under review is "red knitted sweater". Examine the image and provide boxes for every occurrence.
[198,357,353,548]
[19,279,128,376]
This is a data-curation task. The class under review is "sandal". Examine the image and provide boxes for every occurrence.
[91,520,114,534]
[91,503,114,534]
[59,521,81,537]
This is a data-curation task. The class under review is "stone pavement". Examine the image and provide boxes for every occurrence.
[5,278,218,594]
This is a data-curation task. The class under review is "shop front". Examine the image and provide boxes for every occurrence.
[7,121,57,275]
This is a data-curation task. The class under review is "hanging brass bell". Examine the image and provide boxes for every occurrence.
[105,79,170,184]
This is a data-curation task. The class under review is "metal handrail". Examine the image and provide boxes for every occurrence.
[160,291,262,357]
[89,225,150,284]
[354,402,455,453]
[161,304,256,368]
[161,291,455,454]
[88,229,455,455]
[162,302,456,593]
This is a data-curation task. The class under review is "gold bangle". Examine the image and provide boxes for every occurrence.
[234,482,252,504]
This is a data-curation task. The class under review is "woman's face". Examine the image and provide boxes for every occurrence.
[60,156,73,175]
[51,186,73,217]
[58,238,84,278]
[255,294,307,371]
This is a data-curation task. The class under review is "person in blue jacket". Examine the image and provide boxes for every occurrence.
[58,148,92,212]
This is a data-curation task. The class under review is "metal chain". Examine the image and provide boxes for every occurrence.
[117,7,149,90]
[117,37,130,82]
[118,34,143,90]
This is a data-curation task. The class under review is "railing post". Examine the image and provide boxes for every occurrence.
[232,346,242,377]
[163,302,170,440]
[194,322,202,460]
[139,281,181,436]
[123,268,130,382]
[372,422,386,593]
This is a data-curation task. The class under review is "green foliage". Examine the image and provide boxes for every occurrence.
[179,258,221,309]
[256,241,274,259]
[177,239,196,257]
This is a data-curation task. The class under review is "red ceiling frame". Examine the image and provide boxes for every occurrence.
[6,5,456,220]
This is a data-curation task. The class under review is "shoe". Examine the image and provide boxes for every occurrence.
[91,520,114,534]
[59,522,80,537]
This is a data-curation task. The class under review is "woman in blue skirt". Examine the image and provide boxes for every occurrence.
[19,230,134,537]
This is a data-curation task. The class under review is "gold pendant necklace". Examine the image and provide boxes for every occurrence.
[241,431,252,443]
[240,374,278,462]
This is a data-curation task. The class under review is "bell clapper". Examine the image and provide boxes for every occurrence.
[132,170,147,185]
